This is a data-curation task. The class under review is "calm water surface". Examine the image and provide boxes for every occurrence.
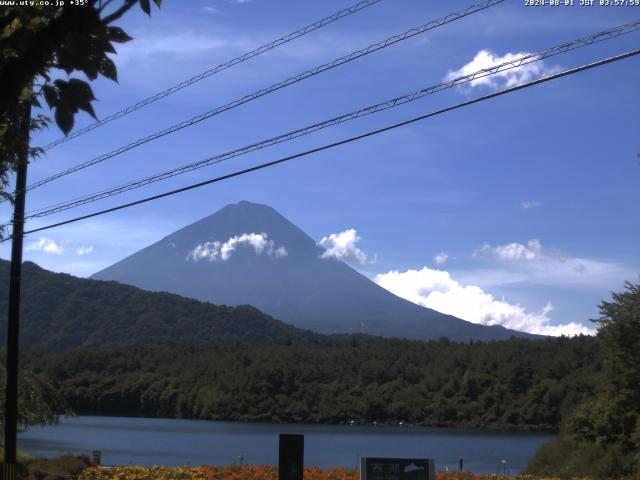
[18,416,554,474]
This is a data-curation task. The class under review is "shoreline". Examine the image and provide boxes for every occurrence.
[51,413,559,434]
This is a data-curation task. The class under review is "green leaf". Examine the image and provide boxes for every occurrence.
[140,0,151,15]
[78,102,97,119]
[31,95,42,109]
[80,54,101,80]
[99,33,117,54]
[99,56,118,83]
[53,79,98,123]
[66,79,97,119]
[18,87,34,103]
[106,26,133,43]
[67,78,96,101]
[42,85,58,108]
[55,106,74,136]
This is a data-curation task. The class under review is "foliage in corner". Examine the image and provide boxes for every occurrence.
[0,0,161,198]
[526,281,640,479]
[0,364,73,438]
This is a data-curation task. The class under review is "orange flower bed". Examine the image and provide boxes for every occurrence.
[79,465,592,480]
[201,465,359,480]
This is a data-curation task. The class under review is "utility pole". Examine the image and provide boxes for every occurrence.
[3,97,31,480]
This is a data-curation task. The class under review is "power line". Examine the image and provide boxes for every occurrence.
[22,0,505,195]
[8,47,638,241]
[39,0,386,152]
[21,19,640,221]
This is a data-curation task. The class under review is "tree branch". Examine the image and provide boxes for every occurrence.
[99,0,117,13]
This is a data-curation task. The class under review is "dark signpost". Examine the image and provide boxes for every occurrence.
[360,458,435,480]
[279,434,304,480]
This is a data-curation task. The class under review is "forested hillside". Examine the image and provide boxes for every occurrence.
[0,260,327,349]
[24,336,600,430]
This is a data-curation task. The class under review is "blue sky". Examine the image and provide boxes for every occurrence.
[2,0,639,335]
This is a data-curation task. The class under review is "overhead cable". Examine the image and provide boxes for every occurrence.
[8,47,638,240]
[22,0,505,195]
[22,20,640,220]
[39,0,387,151]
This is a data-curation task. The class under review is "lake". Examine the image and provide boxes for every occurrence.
[18,416,554,474]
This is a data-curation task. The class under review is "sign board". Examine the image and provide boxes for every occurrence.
[279,434,304,480]
[360,458,435,480]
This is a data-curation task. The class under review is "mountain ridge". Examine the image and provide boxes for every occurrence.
[0,259,330,350]
[92,200,539,341]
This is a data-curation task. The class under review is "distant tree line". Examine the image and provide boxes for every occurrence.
[24,335,600,431]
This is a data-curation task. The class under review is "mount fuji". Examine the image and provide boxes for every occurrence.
[92,201,538,341]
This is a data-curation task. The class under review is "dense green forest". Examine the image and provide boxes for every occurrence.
[526,282,640,479]
[24,336,600,430]
[0,260,328,349]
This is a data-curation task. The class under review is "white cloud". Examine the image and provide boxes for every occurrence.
[105,17,365,92]
[274,246,288,258]
[458,257,633,293]
[446,50,560,91]
[0,216,183,278]
[114,31,256,66]
[318,229,372,266]
[469,239,633,290]
[434,252,448,265]
[476,239,544,261]
[521,200,542,209]
[75,245,94,256]
[26,237,63,255]
[374,267,594,337]
[187,233,287,262]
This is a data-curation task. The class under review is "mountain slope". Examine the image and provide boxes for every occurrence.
[0,259,327,350]
[92,201,538,341]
